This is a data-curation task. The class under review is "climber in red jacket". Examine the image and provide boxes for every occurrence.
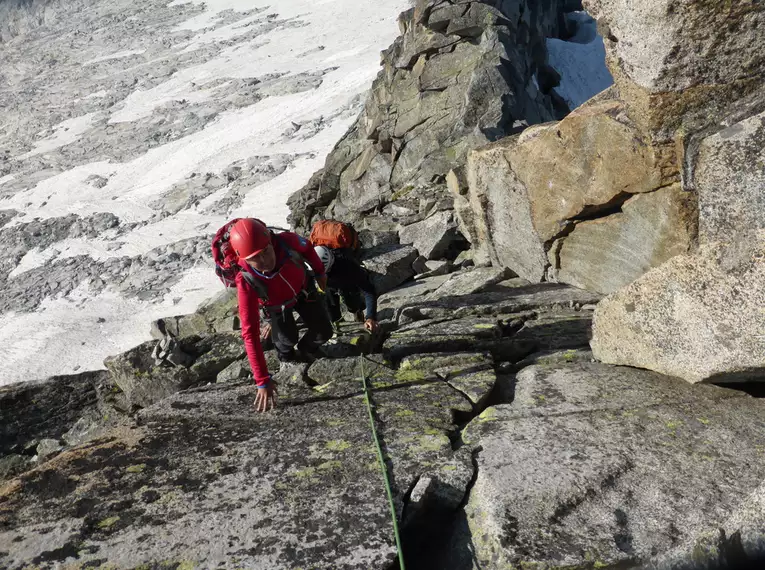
[229,218,331,412]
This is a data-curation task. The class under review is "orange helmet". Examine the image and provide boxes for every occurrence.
[229,218,271,259]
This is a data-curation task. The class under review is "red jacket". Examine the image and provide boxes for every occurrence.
[236,232,325,387]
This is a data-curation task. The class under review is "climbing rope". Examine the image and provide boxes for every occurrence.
[360,356,406,570]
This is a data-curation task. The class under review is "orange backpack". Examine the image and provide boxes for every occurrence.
[309,220,360,252]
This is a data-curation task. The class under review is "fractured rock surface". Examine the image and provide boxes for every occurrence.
[0,352,481,569]
[458,95,694,290]
[591,243,765,384]
[459,363,765,569]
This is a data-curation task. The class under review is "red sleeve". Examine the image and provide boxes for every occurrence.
[236,273,271,388]
[282,232,325,276]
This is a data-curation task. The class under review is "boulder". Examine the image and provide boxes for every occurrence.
[105,333,246,408]
[35,438,63,459]
[358,229,400,249]
[554,184,697,294]
[583,0,765,136]
[413,259,451,280]
[216,360,250,383]
[399,211,460,260]
[376,273,453,322]
[591,243,765,384]
[150,290,239,340]
[460,97,684,285]
[459,362,765,568]
[695,110,765,245]
[361,244,419,294]
[424,266,513,300]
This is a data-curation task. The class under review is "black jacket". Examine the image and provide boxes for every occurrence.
[326,255,377,320]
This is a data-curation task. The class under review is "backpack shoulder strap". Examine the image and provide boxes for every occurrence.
[274,234,308,270]
[241,269,269,303]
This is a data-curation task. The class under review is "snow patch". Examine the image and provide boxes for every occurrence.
[8,247,59,279]
[18,113,98,159]
[83,49,146,65]
[547,12,614,111]
[0,267,221,385]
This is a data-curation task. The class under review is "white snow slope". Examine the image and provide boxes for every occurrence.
[547,11,614,110]
[0,0,410,384]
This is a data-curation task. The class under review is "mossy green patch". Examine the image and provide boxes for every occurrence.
[562,349,578,362]
[126,463,146,473]
[325,440,351,452]
[318,460,343,471]
[395,368,426,382]
[473,323,496,330]
[414,434,449,453]
[96,516,120,529]
[313,382,334,394]
[477,407,497,422]
[292,466,316,479]
[697,417,710,425]
[391,184,415,201]
[395,410,415,417]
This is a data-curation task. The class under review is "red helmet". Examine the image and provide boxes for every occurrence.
[229,218,271,259]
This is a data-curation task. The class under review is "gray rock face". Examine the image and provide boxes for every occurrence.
[0,370,131,483]
[396,279,600,325]
[104,332,245,408]
[384,308,591,365]
[0,371,124,458]
[695,110,765,245]
[361,244,419,294]
[399,210,459,260]
[0,351,480,569]
[399,352,496,408]
[423,266,512,300]
[460,362,765,569]
[288,0,571,233]
[591,243,765,384]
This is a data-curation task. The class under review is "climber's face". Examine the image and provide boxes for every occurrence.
[245,243,276,273]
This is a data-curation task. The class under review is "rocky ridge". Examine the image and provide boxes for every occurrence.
[2,0,765,568]
[2,259,764,569]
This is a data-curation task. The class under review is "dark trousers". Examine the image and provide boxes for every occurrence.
[326,288,364,323]
[268,289,333,360]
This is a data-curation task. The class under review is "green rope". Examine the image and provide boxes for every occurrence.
[360,356,406,570]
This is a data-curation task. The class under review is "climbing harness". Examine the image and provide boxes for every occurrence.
[360,356,406,570]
